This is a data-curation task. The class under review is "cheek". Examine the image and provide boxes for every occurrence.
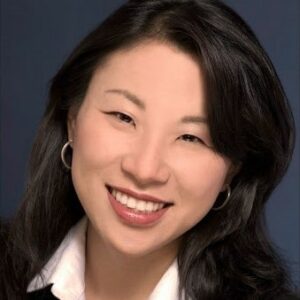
[173,151,229,206]
[72,117,128,173]
[170,153,229,231]
[70,114,129,204]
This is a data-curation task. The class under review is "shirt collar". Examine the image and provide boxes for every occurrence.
[27,216,182,300]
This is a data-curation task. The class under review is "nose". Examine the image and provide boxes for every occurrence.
[121,137,170,186]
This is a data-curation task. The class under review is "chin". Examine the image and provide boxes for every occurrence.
[107,233,164,258]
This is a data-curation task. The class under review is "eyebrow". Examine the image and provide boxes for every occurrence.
[181,115,207,124]
[104,88,208,125]
[105,89,145,110]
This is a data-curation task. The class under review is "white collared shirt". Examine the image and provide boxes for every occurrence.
[27,216,183,300]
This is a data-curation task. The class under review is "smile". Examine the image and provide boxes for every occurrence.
[111,188,165,213]
[106,185,173,226]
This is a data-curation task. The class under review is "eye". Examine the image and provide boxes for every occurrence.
[105,111,136,127]
[180,134,204,145]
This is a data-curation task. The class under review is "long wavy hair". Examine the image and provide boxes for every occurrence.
[1,0,296,299]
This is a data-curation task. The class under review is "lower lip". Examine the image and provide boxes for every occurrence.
[107,189,170,227]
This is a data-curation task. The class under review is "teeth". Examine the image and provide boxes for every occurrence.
[136,201,146,211]
[127,197,136,208]
[154,203,160,210]
[146,201,154,211]
[111,188,164,212]
[119,192,128,205]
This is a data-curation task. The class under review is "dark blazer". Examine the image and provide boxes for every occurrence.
[27,285,58,300]
[26,284,300,300]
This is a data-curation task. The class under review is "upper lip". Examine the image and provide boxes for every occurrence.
[107,185,173,205]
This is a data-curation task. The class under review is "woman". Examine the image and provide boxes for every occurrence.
[1,0,298,299]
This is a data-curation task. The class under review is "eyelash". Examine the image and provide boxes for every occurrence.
[106,111,204,145]
[107,111,136,126]
[179,134,204,145]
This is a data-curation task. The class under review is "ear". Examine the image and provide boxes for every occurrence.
[221,162,242,191]
[67,111,76,148]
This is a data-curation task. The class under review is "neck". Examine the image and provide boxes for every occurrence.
[84,221,180,300]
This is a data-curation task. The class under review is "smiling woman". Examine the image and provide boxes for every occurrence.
[0,0,298,300]
[67,42,232,269]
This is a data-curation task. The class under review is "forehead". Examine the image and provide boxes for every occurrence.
[88,40,206,115]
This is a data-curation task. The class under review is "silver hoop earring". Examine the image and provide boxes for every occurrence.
[212,184,231,211]
[61,140,73,170]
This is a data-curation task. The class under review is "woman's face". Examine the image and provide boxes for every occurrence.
[68,41,233,258]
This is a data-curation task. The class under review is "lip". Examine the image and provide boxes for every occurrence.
[107,188,171,226]
[107,185,173,205]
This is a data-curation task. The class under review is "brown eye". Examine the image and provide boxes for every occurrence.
[180,134,204,145]
[106,111,136,127]
[114,112,133,123]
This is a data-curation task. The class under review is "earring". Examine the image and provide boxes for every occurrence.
[212,184,231,211]
[61,140,73,169]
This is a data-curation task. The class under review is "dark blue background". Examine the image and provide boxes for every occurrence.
[0,0,299,287]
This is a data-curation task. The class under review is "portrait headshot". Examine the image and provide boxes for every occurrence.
[0,0,299,299]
